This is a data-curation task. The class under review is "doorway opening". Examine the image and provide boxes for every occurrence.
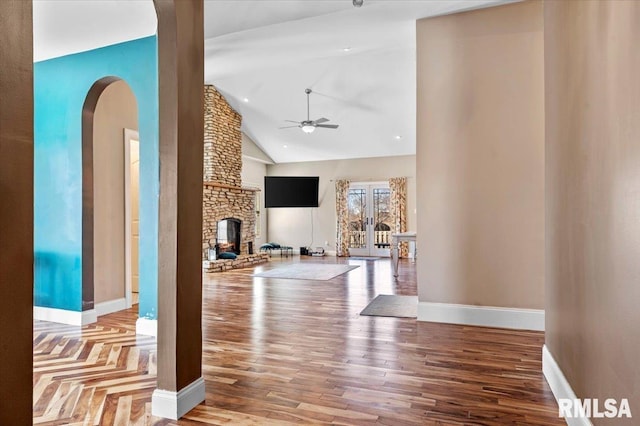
[348,182,392,257]
[82,78,139,316]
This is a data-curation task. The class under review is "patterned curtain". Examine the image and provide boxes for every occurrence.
[389,177,408,258]
[335,179,350,257]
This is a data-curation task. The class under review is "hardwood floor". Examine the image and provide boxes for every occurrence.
[33,257,562,425]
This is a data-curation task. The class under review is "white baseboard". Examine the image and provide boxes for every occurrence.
[543,345,591,426]
[95,297,127,317]
[136,317,157,337]
[34,306,97,326]
[152,376,205,420]
[417,302,544,331]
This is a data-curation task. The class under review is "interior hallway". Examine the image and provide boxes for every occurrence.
[33,257,561,424]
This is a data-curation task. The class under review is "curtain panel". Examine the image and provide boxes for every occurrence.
[389,177,408,258]
[335,179,350,257]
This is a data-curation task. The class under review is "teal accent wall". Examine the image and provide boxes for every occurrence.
[34,36,158,319]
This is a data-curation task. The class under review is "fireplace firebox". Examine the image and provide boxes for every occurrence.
[217,218,241,255]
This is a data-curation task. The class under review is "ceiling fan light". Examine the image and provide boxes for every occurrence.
[301,124,315,133]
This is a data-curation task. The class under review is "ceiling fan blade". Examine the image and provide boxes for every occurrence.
[313,117,329,124]
[315,124,339,129]
[278,125,300,129]
[284,120,301,124]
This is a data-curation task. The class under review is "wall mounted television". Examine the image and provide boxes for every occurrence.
[264,176,319,208]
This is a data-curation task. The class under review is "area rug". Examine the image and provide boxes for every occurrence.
[253,263,359,281]
[349,256,382,261]
[360,294,418,318]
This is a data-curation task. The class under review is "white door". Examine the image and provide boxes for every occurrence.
[347,183,391,257]
[124,129,140,307]
[130,141,140,294]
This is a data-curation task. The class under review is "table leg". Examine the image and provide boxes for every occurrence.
[392,240,399,278]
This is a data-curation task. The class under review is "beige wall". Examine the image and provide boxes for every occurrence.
[241,155,268,248]
[416,0,544,309]
[545,0,640,420]
[241,132,271,249]
[266,155,416,253]
[93,80,138,304]
[242,133,274,164]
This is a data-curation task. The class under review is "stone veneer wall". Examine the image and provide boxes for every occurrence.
[202,85,258,260]
[202,184,257,258]
[204,85,241,187]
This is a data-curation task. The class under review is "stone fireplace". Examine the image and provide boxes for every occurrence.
[202,85,268,271]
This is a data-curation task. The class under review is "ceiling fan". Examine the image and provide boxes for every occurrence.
[280,88,339,133]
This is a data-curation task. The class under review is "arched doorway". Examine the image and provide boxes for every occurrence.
[82,77,140,316]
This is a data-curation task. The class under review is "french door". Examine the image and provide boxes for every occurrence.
[347,183,391,257]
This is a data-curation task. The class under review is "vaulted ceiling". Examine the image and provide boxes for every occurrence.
[33,0,511,163]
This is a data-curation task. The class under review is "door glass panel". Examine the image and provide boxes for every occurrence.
[373,188,391,249]
[348,188,367,249]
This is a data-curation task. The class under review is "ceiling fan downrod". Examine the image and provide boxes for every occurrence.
[305,88,312,121]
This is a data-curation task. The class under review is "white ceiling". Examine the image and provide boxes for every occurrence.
[33,0,510,163]
[33,1,157,62]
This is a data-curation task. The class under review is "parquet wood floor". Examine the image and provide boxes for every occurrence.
[33,257,562,425]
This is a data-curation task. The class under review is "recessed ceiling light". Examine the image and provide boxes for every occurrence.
[243,97,249,103]
[342,47,352,52]
[283,145,288,148]
[395,135,402,140]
